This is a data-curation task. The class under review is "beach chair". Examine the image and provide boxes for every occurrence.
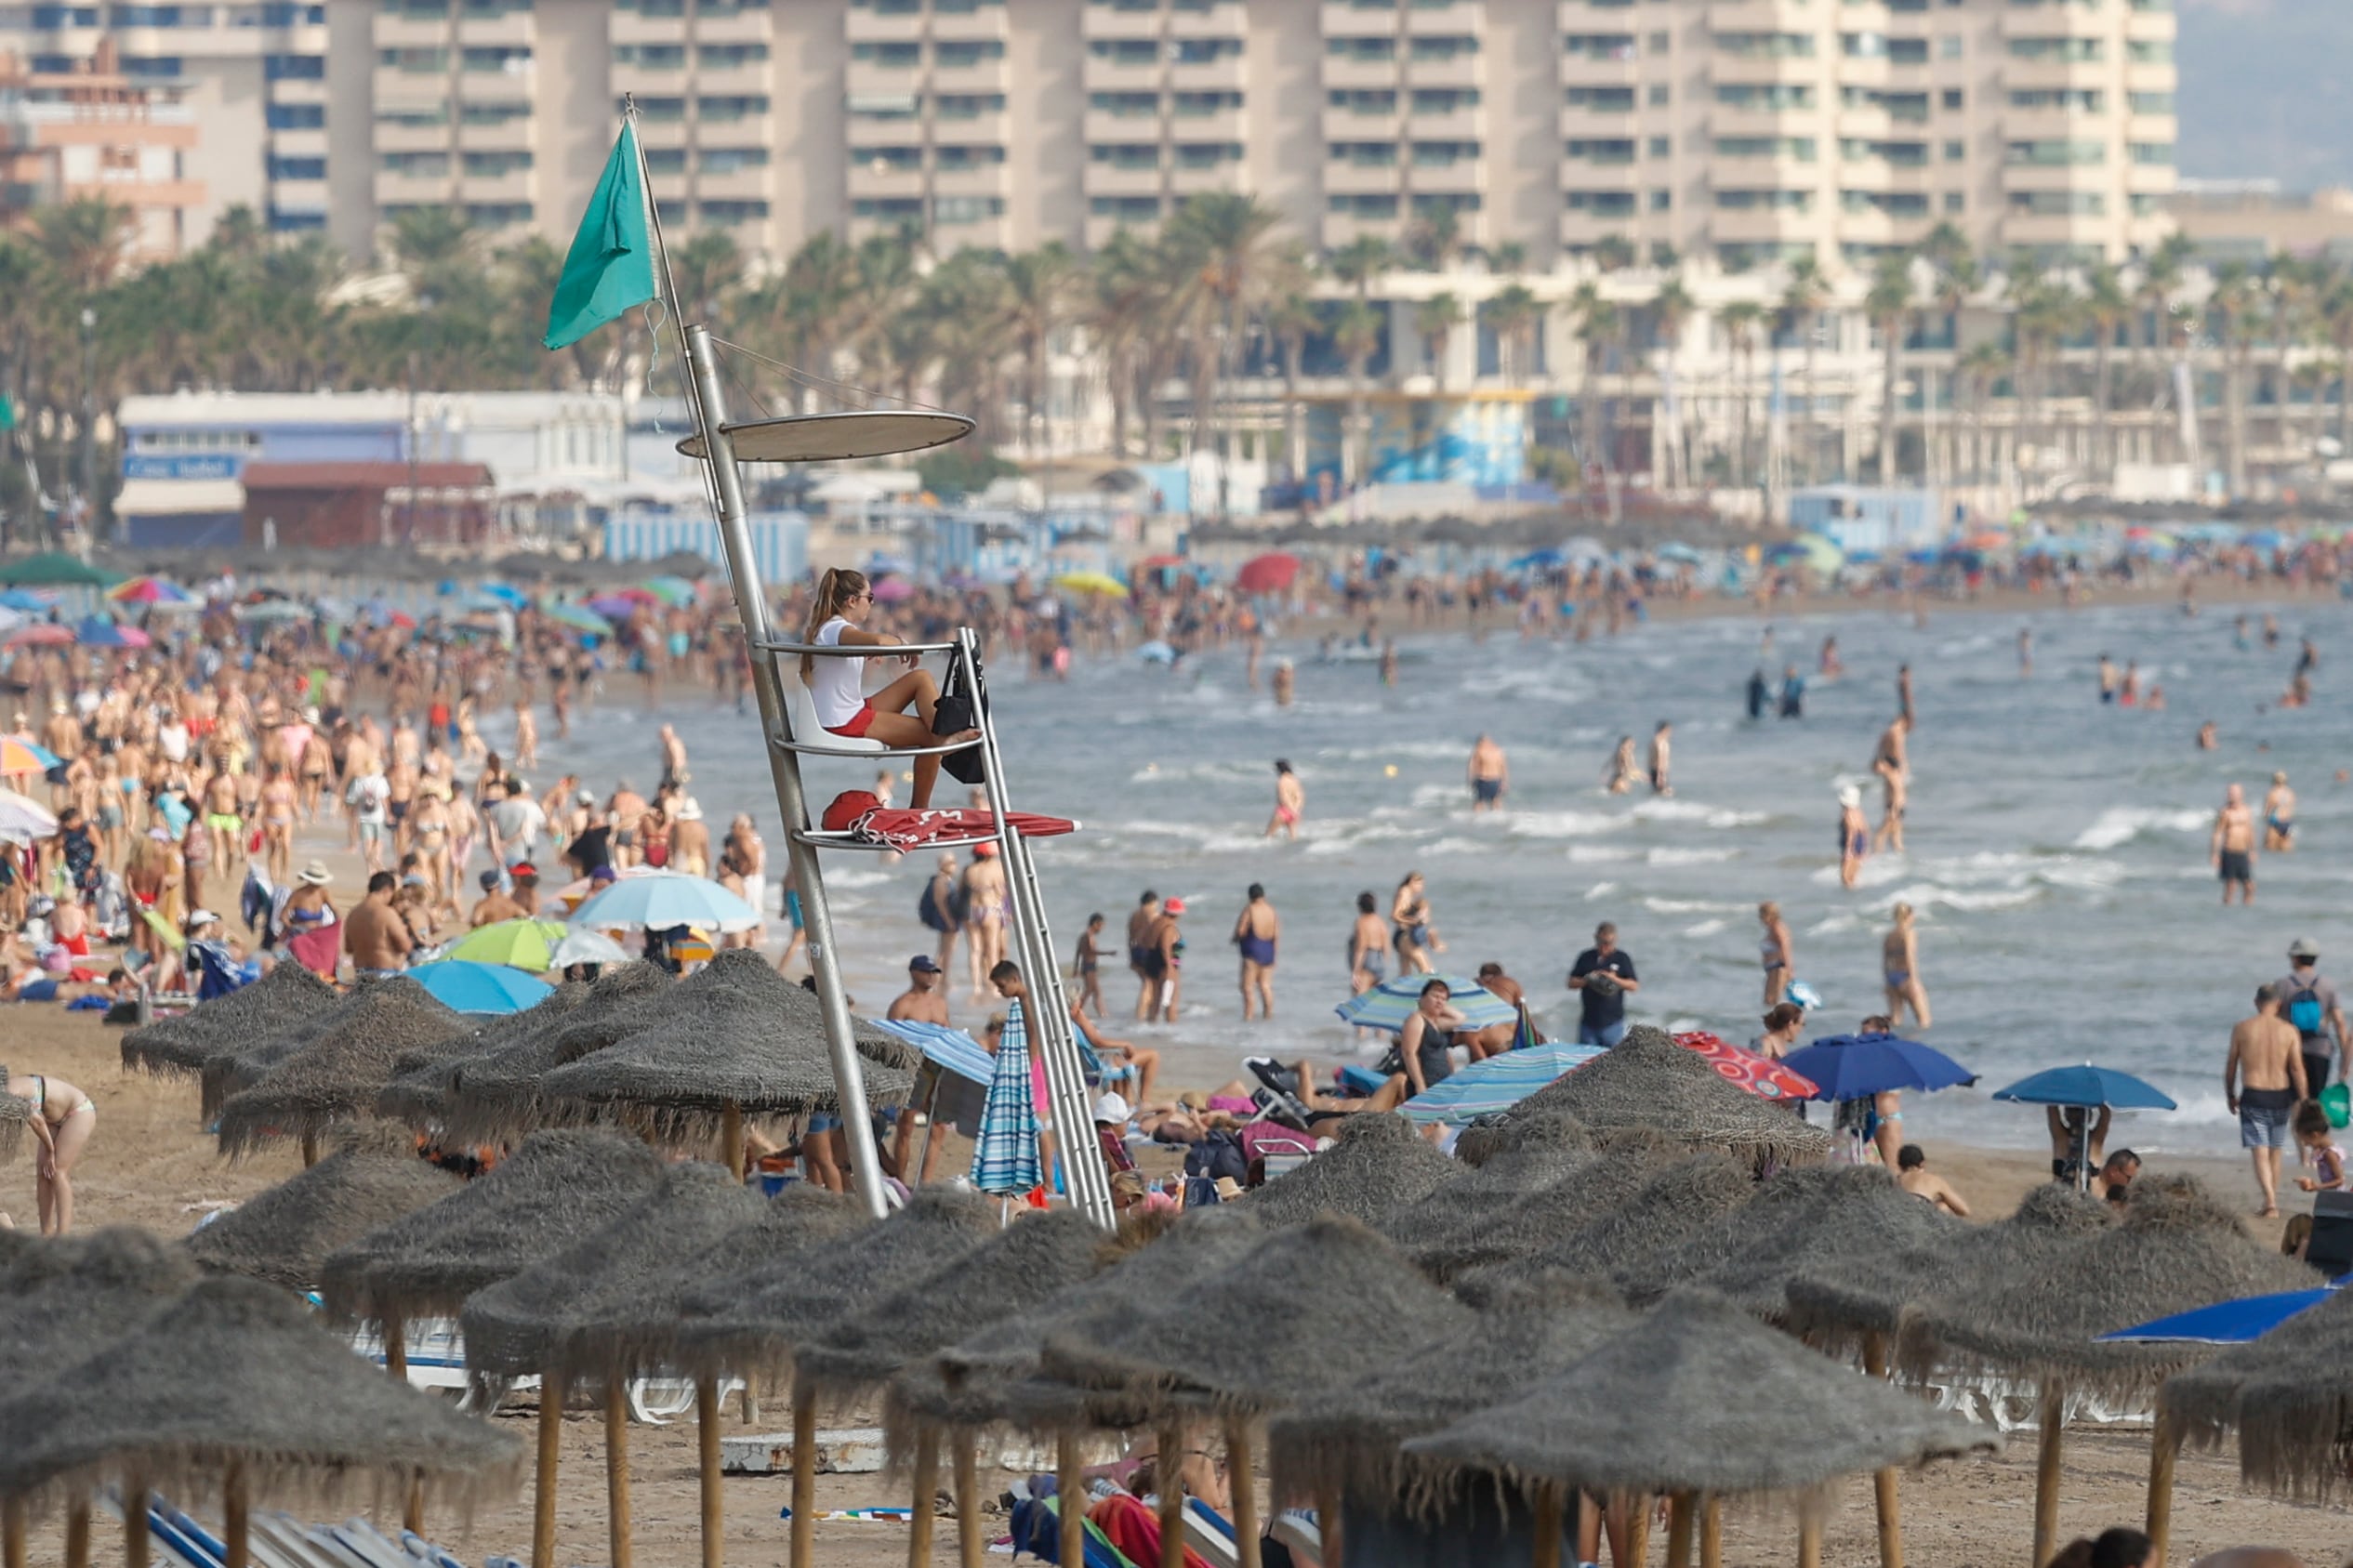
[1180,1498,1242,1568]
[1270,1509,1323,1568]
[91,1489,225,1568]
[775,665,887,756]
[1241,1058,1318,1131]
[249,1513,350,1568]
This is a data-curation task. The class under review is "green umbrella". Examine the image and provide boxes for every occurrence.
[446,919,570,973]
[0,552,118,588]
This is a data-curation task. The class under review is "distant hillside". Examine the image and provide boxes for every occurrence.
[2179,0,2353,189]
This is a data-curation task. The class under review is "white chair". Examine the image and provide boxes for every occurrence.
[775,664,887,755]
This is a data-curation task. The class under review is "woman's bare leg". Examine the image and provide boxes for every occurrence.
[46,1109,90,1234]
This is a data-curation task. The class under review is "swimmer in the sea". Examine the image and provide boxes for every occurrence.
[1266,758,1304,840]
[2264,771,2296,853]
[1467,733,1508,813]
[2198,720,2218,751]
[1838,784,1870,889]
[1871,713,1910,854]
[1646,720,1672,797]
[1605,735,1638,795]
[1883,902,1931,1029]
[2017,626,2032,679]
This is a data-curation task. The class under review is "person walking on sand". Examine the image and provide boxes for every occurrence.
[1837,785,1870,889]
[1265,759,1304,840]
[1883,902,1931,1028]
[2227,983,2308,1219]
[4,1068,94,1233]
[2275,937,2346,1096]
[800,568,980,809]
[1232,883,1279,1021]
[2211,783,2258,905]
[1646,720,1673,796]
[1757,901,1793,1007]
[2263,771,2296,853]
[1467,734,1508,812]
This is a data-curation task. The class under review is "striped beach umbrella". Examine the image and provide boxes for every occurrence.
[969,999,1040,1195]
[1398,1041,1605,1125]
[1333,973,1518,1034]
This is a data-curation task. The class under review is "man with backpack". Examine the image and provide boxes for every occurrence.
[2276,937,2347,1095]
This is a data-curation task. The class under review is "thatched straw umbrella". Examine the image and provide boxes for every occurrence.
[1377,1125,1686,1284]
[2160,1283,2353,1524]
[1895,1176,2320,1568]
[886,1208,1266,1568]
[0,1276,522,1568]
[671,1185,999,1568]
[1403,1289,1996,1568]
[1451,1107,1585,1168]
[0,1087,25,1162]
[0,1230,202,1568]
[1021,1217,1476,1568]
[796,1210,1110,1568]
[1269,1277,1634,1565]
[1236,1110,1460,1227]
[120,960,338,1080]
[535,962,918,1175]
[435,962,677,1144]
[215,979,471,1161]
[1460,1149,1752,1298]
[186,1124,463,1292]
[460,1162,768,1568]
[1486,1025,1831,1171]
[375,981,592,1130]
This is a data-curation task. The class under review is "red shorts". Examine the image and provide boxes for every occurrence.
[826,702,877,739]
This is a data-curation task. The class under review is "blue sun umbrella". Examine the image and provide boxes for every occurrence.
[870,1017,996,1087]
[408,959,554,1015]
[568,870,761,933]
[1778,1033,1976,1102]
[1333,973,1519,1034]
[2097,1285,2337,1345]
[970,997,1041,1195]
[1399,1041,1606,1125]
[542,601,614,634]
[1991,1064,2177,1112]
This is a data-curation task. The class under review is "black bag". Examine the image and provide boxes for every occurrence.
[1183,1129,1249,1183]
[932,651,990,785]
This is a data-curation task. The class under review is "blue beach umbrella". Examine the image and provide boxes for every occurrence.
[2096,1285,2337,1345]
[1991,1064,2177,1112]
[542,601,614,634]
[568,870,761,933]
[1778,1033,1976,1102]
[970,998,1041,1195]
[1398,1041,1606,1125]
[408,959,554,1015]
[1333,973,1519,1034]
[869,1017,996,1087]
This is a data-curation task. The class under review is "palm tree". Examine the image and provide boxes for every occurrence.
[1864,253,1912,486]
[1265,288,1321,477]
[1924,245,1978,487]
[1778,255,1828,483]
[1484,284,1541,389]
[2209,261,2263,496]
[1958,341,2009,485]
[1406,204,1463,273]
[1650,273,1695,488]
[1488,241,1527,277]
[1593,234,1636,274]
[1412,293,1463,390]
[1568,280,1619,484]
[1718,299,1767,486]
[1080,228,1157,458]
[1328,234,1392,301]
[1332,298,1383,485]
[2137,231,2194,460]
[999,240,1078,462]
[668,229,742,328]
[2082,263,2130,484]
[1161,191,1287,463]
[2009,274,2074,490]
[2321,272,2353,460]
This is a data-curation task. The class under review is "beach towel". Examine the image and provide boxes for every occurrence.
[1090,1494,1213,1568]
[971,996,1042,1195]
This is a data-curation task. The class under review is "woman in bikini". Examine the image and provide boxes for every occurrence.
[1882,902,1931,1028]
[800,568,980,810]
[1757,900,1792,1007]
[5,1067,96,1233]
[1837,785,1871,889]
[1391,871,1441,975]
[409,782,454,911]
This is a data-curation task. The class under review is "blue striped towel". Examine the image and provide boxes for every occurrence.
[969,997,1041,1195]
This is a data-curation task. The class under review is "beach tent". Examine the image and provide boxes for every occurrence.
[184,1124,463,1293]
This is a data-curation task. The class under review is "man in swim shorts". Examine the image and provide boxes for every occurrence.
[2227,983,2307,1219]
[2210,782,2257,905]
[1232,882,1278,1021]
[1467,734,1508,812]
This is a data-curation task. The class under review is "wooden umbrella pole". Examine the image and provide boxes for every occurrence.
[605,1378,636,1568]
[299,1132,319,1167]
[954,1431,985,1568]
[386,1301,422,1535]
[906,1429,939,1568]
[3,1497,24,1568]
[1625,1493,1652,1568]
[1797,1514,1822,1568]
[1057,1434,1085,1568]
[534,1371,564,1568]
[223,1459,250,1568]
[2145,1418,2179,1568]
[64,1500,90,1568]
[720,1103,746,1181]
[698,1376,725,1568]
[1226,1418,1262,1568]
[1317,1483,1344,1568]
[1531,1486,1563,1568]
[1862,1333,1905,1568]
[1157,1423,1187,1568]
[1699,1496,1722,1568]
[2031,1380,2066,1568]
[124,1481,151,1568]
[788,1384,816,1568]
[1664,1493,1695,1568]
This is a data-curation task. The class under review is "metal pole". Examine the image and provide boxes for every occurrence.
[682,323,889,1219]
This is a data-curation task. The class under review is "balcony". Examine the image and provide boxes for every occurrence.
[1170,103,1247,141]
[1324,209,1406,250]
[456,115,532,152]
[1320,2,1397,37]
[1169,54,1246,93]
[929,7,1010,40]
[610,11,688,43]
[697,164,772,201]
[846,161,927,198]
[374,168,454,204]
[374,113,451,151]
[1706,204,1818,244]
[845,8,925,42]
[1705,153,1816,189]
[1084,5,1163,39]
[694,8,769,41]
[933,159,1011,196]
[847,58,925,95]
[1323,105,1401,140]
[696,61,772,96]
[1084,108,1166,142]
[1167,0,1245,34]
[1169,162,1243,194]
[1324,157,1402,194]
[1406,104,1482,139]
[454,10,530,45]
[1085,159,1165,196]
[1407,1,1480,33]
[374,13,454,46]
[1999,210,2113,250]
[1323,54,1401,90]
[1084,54,1164,91]
[455,165,533,204]
[1559,52,1636,91]
[932,59,1009,92]
[1559,158,1639,191]
[1705,0,1819,27]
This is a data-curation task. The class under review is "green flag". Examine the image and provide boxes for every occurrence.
[543,122,658,350]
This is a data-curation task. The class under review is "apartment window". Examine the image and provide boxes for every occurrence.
[2130,192,2161,214]
[460,45,527,70]
[1090,142,1158,169]
[853,196,924,219]
[1411,139,1477,165]
[121,54,181,74]
[1886,38,1928,62]
[1646,84,1668,105]
[1648,189,1671,211]
[458,0,528,14]
[2129,0,2171,9]
[1171,37,1239,61]
[628,0,684,13]
[1937,34,1961,58]
[1410,87,1478,112]
[1327,88,1397,113]
[1562,33,1635,59]
[1566,138,1636,164]
[462,150,531,175]
[269,209,326,231]
[1408,33,1476,59]
[376,102,448,126]
[1564,86,1633,112]
[29,6,99,23]
[376,46,444,71]
[1940,88,1962,109]
[699,0,768,14]
[853,42,921,66]
[1942,138,1963,159]
[1943,191,1963,212]
[1174,141,1242,167]
[631,96,685,121]
[702,43,769,67]
[1646,135,1669,156]
[1091,195,1162,219]
[31,52,77,69]
[110,5,184,22]
[265,50,323,76]
[1714,136,1816,160]
[856,144,923,170]
[1329,192,1400,217]
[701,199,772,223]
[933,39,1003,66]
[267,101,325,128]
[463,203,531,224]
[1411,191,1479,215]
[2010,88,2103,111]
[935,142,1007,168]
[2005,138,2104,165]
[1717,31,1813,58]
[1714,189,1811,211]
[1841,33,1887,58]
[860,0,921,9]
[698,94,770,120]
[1843,138,1928,165]
[641,147,686,173]
[1172,91,1241,114]
[2126,39,2172,63]
[2008,190,2105,216]
[2127,91,2174,114]
[269,153,325,178]
[2007,37,2103,61]
[1327,35,1395,60]
[1646,30,1667,51]
[1329,140,1396,165]
[2129,141,2174,165]
[1843,189,1928,216]
[932,0,998,10]
[379,150,448,175]
[460,100,528,124]
[613,44,682,67]
[1088,91,1158,116]
[933,93,1005,116]
[1565,190,1636,217]
[1714,83,1814,111]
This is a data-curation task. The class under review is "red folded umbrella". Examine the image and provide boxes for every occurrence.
[1234,552,1301,594]
[1672,1030,1818,1101]
[819,793,1077,851]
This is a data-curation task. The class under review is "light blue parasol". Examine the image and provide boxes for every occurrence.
[1334,973,1519,1034]
[1398,1042,1606,1125]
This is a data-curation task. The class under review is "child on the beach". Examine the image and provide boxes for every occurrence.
[2292,1099,2346,1194]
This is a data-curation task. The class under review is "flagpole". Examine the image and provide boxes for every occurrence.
[630,106,892,1221]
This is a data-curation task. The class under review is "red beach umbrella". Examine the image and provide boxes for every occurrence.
[1235,552,1301,594]
[1672,1031,1818,1102]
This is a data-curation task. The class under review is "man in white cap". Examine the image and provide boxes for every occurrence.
[2276,937,2347,1096]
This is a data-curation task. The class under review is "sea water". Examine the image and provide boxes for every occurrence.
[523,594,2353,1156]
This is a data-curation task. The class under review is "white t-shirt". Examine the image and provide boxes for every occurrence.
[349,772,390,826]
[808,616,867,729]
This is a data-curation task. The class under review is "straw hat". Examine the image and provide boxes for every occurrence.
[185,1124,463,1293]
[214,978,470,1159]
[1237,1111,1460,1228]
[121,960,339,1080]
[297,861,333,886]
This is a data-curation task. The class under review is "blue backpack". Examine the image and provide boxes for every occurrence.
[2289,980,2327,1038]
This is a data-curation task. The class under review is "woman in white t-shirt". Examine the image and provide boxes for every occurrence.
[799,567,977,808]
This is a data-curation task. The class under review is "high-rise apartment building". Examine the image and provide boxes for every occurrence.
[0,38,207,257]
